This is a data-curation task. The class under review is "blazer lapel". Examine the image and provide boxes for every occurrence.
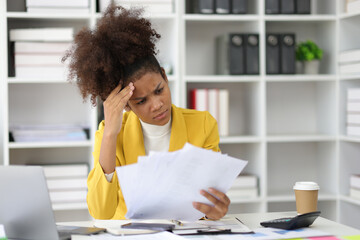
[169,105,188,152]
[123,111,146,165]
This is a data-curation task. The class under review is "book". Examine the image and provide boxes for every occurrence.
[347,126,360,136]
[339,62,360,74]
[15,66,68,78]
[99,0,173,13]
[347,102,360,112]
[350,187,360,200]
[208,89,219,122]
[347,114,360,125]
[26,0,89,7]
[42,164,88,179]
[340,49,360,64]
[350,174,360,189]
[227,188,258,199]
[49,190,87,203]
[47,178,87,191]
[27,7,90,14]
[348,88,360,101]
[219,89,229,136]
[231,175,258,189]
[190,89,208,111]
[10,28,73,42]
[347,0,360,13]
[15,54,64,66]
[15,42,71,54]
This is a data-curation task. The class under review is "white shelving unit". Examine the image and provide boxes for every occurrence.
[1,0,360,228]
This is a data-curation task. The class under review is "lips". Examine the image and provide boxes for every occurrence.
[154,109,168,120]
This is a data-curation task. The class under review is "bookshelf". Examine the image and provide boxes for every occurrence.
[1,0,360,228]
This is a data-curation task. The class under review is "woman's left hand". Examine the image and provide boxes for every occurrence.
[192,188,230,220]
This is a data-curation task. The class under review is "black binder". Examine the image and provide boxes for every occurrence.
[296,0,311,14]
[193,0,215,14]
[281,0,295,14]
[215,0,231,13]
[245,34,259,75]
[266,34,280,74]
[265,0,280,14]
[229,34,245,75]
[231,0,248,14]
[280,34,296,74]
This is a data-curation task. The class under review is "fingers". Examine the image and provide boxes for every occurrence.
[192,188,230,220]
[114,83,134,109]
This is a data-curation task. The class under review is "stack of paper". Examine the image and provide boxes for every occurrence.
[347,88,360,137]
[116,143,247,221]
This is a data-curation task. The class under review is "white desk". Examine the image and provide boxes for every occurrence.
[59,212,360,239]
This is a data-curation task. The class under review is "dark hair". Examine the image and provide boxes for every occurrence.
[62,4,161,105]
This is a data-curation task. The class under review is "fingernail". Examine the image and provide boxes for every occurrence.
[200,190,206,195]
[208,188,214,193]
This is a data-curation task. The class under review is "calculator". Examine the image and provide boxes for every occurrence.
[260,211,321,230]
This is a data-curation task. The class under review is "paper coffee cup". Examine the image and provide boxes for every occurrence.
[293,182,320,214]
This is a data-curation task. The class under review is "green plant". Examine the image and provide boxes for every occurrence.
[296,40,323,61]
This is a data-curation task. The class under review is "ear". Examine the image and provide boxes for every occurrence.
[124,104,131,112]
[160,67,168,83]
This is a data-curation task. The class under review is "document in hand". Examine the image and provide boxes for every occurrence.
[116,143,248,221]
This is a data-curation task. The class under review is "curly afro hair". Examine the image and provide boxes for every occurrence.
[63,4,162,106]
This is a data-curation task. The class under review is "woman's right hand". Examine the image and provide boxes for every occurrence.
[103,82,134,137]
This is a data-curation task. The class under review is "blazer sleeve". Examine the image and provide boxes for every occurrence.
[86,122,119,219]
[203,112,221,152]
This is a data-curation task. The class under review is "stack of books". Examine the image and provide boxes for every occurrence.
[10,124,88,142]
[99,0,174,14]
[339,48,360,75]
[9,28,73,79]
[227,174,258,200]
[26,0,90,14]
[346,0,360,14]
[350,174,360,200]
[189,88,229,136]
[347,88,360,137]
[43,164,88,207]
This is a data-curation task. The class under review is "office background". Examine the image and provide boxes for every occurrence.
[1,0,360,230]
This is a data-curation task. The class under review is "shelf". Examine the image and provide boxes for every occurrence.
[267,193,337,202]
[230,197,263,204]
[8,141,92,149]
[7,77,68,84]
[94,12,176,20]
[264,15,336,22]
[340,195,360,207]
[339,136,360,143]
[220,136,261,144]
[266,135,336,143]
[6,12,91,19]
[184,14,259,22]
[339,12,360,20]
[185,75,260,83]
[265,75,337,82]
[52,202,88,211]
[340,75,360,81]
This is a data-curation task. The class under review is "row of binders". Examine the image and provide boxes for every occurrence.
[227,174,258,200]
[347,88,360,137]
[191,0,248,14]
[9,28,73,79]
[265,0,311,14]
[189,89,229,136]
[42,164,88,207]
[216,33,296,75]
[350,174,360,200]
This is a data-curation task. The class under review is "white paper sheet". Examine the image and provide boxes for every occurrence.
[116,143,248,221]
[90,231,186,239]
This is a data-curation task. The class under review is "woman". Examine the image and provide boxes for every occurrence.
[63,4,230,220]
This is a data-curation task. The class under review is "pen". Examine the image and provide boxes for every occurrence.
[171,220,183,226]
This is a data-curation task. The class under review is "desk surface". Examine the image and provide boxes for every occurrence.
[60,212,360,239]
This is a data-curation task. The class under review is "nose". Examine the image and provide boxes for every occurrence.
[151,97,163,112]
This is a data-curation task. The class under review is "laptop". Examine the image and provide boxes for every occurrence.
[0,166,105,240]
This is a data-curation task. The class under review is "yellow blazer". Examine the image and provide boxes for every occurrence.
[87,104,220,219]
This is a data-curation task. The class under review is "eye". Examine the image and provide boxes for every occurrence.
[155,87,164,94]
[137,98,146,105]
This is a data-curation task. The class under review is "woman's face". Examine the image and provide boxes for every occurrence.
[127,70,172,126]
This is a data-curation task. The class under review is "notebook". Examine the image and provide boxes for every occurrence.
[0,166,105,240]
